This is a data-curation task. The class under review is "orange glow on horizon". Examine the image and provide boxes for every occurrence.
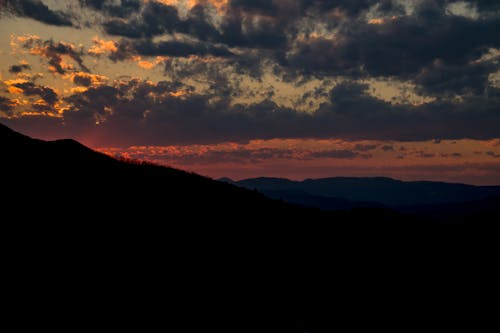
[94,138,500,185]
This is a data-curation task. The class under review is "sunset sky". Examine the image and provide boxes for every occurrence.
[1,0,500,184]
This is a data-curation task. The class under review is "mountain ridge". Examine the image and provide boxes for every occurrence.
[227,176,500,207]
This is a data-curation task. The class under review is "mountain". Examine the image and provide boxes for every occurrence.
[0,122,411,226]
[1,123,294,221]
[2,123,499,332]
[228,177,500,208]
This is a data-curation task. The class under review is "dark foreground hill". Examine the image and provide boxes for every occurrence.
[1,122,412,225]
[1,123,498,332]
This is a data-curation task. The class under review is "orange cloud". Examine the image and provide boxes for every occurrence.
[368,16,398,25]
[10,34,41,52]
[4,79,29,95]
[169,90,189,97]
[88,36,118,55]
[133,56,167,69]
[47,58,75,73]
[68,72,109,87]
[69,86,89,94]
[153,0,228,12]
[8,86,24,95]
[11,35,88,75]
[368,18,384,25]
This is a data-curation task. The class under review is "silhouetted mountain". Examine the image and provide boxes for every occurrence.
[1,123,410,225]
[2,123,499,333]
[230,177,500,208]
[238,187,385,211]
[402,195,500,222]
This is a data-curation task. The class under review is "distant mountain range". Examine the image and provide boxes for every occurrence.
[221,177,500,217]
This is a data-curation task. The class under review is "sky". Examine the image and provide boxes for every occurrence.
[1,0,500,184]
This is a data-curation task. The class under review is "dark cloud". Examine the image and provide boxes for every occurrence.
[3,0,500,147]
[473,0,500,12]
[286,13,500,79]
[73,74,92,87]
[219,11,287,49]
[19,38,88,74]
[9,63,31,73]
[415,60,499,96]
[354,144,378,151]
[102,1,288,49]
[132,40,234,58]
[182,4,225,42]
[310,150,372,159]
[3,0,73,26]
[486,151,500,158]
[4,79,500,146]
[103,2,181,38]
[0,96,14,115]
[314,82,500,141]
[81,0,500,98]
[13,82,58,105]
[79,0,140,18]
[299,0,401,16]
[44,41,88,74]
[416,151,436,158]
[230,0,280,16]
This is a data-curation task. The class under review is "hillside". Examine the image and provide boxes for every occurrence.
[2,123,413,225]
[1,123,291,220]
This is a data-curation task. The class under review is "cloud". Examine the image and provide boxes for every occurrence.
[486,151,500,158]
[354,144,378,151]
[100,145,372,166]
[131,39,234,58]
[10,81,58,106]
[3,1,500,148]
[79,0,141,18]
[414,59,499,96]
[106,38,234,63]
[102,1,182,38]
[310,150,372,159]
[88,37,118,56]
[286,9,500,79]
[416,151,436,158]
[9,61,31,74]
[4,79,500,146]
[473,0,500,12]
[100,0,287,49]
[71,72,108,87]
[3,0,73,26]
[0,96,16,115]
[17,36,88,74]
